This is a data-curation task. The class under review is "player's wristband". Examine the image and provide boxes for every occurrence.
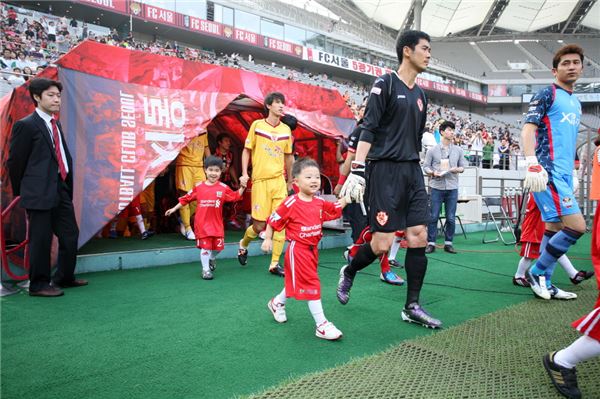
[338,174,347,185]
[350,161,365,178]
[525,156,538,166]
[350,161,366,172]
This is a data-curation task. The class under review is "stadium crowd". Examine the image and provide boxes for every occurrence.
[0,4,525,170]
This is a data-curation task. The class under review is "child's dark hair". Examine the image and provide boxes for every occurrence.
[204,155,224,170]
[292,158,320,178]
[28,78,62,105]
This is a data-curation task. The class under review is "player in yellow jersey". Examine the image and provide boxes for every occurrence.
[238,92,294,276]
[176,130,211,240]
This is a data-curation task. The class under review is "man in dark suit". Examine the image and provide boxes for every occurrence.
[8,78,87,297]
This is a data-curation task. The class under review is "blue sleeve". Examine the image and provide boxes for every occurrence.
[523,86,554,126]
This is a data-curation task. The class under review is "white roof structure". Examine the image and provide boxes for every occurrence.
[349,0,600,37]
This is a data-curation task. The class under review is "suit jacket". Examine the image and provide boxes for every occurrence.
[7,111,74,210]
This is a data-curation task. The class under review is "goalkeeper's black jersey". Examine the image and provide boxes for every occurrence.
[360,71,427,162]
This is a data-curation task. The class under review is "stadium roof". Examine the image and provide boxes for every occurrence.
[350,0,600,37]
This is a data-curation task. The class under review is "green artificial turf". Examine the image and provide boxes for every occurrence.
[1,232,593,399]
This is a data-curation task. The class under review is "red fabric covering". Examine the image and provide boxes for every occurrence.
[0,41,355,249]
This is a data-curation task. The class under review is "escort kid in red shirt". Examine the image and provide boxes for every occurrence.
[166,156,246,280]
[262,158,347,341]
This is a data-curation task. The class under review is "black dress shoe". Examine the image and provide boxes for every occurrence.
[444,245,457,254]
[29,287,64,297]
[425,244,435,254]
[141,230,155,240]
[52,279,89,288]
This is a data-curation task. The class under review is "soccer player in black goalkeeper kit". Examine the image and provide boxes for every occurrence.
[338,30,442,328]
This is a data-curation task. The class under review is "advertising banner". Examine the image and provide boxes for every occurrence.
[59,69,237,245]
[77,0,128,14]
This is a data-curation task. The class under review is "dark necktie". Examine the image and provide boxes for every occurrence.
[51,118,67,180]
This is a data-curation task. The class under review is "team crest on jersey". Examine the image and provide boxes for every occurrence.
[216,191,223,198]
[416,98,424,112]
[270,211,282,221]
[376,211,389,226]
[562,196,573,209]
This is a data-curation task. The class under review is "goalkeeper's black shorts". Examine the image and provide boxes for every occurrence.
[366,160,429,233]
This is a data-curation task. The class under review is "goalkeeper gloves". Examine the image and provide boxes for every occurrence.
[523,156,548,192]
[339,161,366,204]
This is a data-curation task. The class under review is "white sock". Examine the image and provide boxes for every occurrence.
[210,250,220,260]
[308,299,327,326]
[388,238,401,260]
[274,288,287,305]
[557,255,578,279]
[200,249,211,272]
[554,335,600,369]
[516,257,532,278]
[135,214,146,233]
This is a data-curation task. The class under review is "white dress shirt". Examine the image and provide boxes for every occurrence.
[36,108,69,175]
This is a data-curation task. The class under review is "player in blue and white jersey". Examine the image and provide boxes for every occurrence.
[521,44,586,300]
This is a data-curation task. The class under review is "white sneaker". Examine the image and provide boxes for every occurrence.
[267,298,287,323]
[527,269,551,300]
[550,286,577,300]
[185,229,196,240]
[315,321,343,340]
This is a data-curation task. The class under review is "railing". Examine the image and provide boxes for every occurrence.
[423,147,526,170]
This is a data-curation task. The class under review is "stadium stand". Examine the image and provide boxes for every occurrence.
[430,40,600,79]
[0,1,597,169]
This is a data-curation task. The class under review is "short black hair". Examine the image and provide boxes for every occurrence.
[204,155,224,170]
[216,133,230,143]
[395,30,431,64]
[291,158,319,178]
[280,114,297,131]
[439,121,455,132]
[264,92,285,113]
[28,78,62,105]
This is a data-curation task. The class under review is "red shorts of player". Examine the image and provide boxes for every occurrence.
[121,196,142,218]
[520,197,545,244]
[241,187,252,214]
[519,242,541,259]
[572,307,600,342]
[196,236,224,251]
[284,241,320,301]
